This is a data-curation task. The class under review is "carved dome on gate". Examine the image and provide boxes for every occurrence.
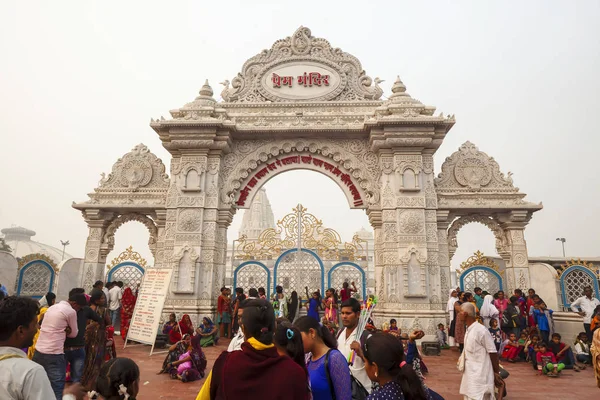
[435,142,519,193]
[219,26,384,103]
[75,144,170,207]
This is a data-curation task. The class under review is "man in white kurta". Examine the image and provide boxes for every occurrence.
[459,302,501,400]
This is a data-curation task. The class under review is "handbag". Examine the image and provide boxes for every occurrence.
[325,349,369,400]
[457,349,466,372]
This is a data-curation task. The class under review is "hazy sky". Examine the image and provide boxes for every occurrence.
[1,1,598,269]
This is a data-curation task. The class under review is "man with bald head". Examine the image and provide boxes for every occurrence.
[459,302,503,400]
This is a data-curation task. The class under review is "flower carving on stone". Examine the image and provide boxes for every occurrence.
[178,209,202,232]
[399,211,424,235]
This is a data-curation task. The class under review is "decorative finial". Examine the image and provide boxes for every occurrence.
[199,79,213,97]
[194,79,217,105]
[391,76,406,94]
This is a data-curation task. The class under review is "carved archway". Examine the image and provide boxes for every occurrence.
[447,215,508,261]
[219,139,381,210]
[101,213,158,259]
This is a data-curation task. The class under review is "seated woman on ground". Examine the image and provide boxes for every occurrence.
[196,317,219,347]
[158,333,207,382]
[196,299,310,400]
[158,333,190,375]
[89,358,140,400]
[163,313,179,341]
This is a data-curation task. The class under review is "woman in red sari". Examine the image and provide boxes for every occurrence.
[180,314,195,336]
[120,287,137,340]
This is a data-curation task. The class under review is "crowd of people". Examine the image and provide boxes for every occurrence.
[445,285,600,399]
[2,280,600,399]
[0,280,139,400]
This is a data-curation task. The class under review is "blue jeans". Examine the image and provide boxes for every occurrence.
[64,347,86,383]
[111,307,120,328]
[33,350,66,400]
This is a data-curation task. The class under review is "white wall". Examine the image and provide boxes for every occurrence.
[0,251,18,295]
[529,263,559,310]
[55,258,85,301]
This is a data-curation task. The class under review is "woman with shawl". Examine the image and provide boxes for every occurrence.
[197,317,218,347]
[166,334,207,382]
[480,294,500,329]
[81,289,116,390]
[120,287,137,340]
[27,292,56,359]
[591,328,600,388]
[446,289,458,347]
[162,313,179,342]
[180,314,195,336]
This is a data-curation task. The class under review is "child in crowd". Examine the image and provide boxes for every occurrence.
[516,332,528,361]
[536,342,564,377]
[526,334,540,370]
[573,332,592,365]
[436,323,449,349]
[533,302,554,344]
[549,333,583,371]
[489,318,502,351]
[501,333,520,362]
[389,318,399,332]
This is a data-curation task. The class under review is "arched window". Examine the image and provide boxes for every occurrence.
[560,265,599,308]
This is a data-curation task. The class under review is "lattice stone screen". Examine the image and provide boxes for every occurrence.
[461,268,500,294]
[276,251,322,296]
[235,263,268,292]
[109,265,144,290]
[20,262,52,297]
[330,265,364,300]
[562,269,596,306]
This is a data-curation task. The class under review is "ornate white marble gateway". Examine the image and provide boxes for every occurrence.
[73,27,542,331]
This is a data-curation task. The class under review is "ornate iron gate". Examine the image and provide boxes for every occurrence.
[274,248,324,296]
[233,261,270,297]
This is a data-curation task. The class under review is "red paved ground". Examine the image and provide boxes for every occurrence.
[113,337,598,399]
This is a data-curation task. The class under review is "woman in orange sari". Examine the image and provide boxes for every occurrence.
[120,287,137,340]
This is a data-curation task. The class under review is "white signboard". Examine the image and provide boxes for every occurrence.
[125,269,173,348]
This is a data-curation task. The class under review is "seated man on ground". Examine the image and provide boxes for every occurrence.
[574,331,592,365]
[549,333,584,371]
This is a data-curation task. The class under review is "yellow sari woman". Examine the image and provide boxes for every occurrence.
[592,328,600,388]
[27,292,56,359]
